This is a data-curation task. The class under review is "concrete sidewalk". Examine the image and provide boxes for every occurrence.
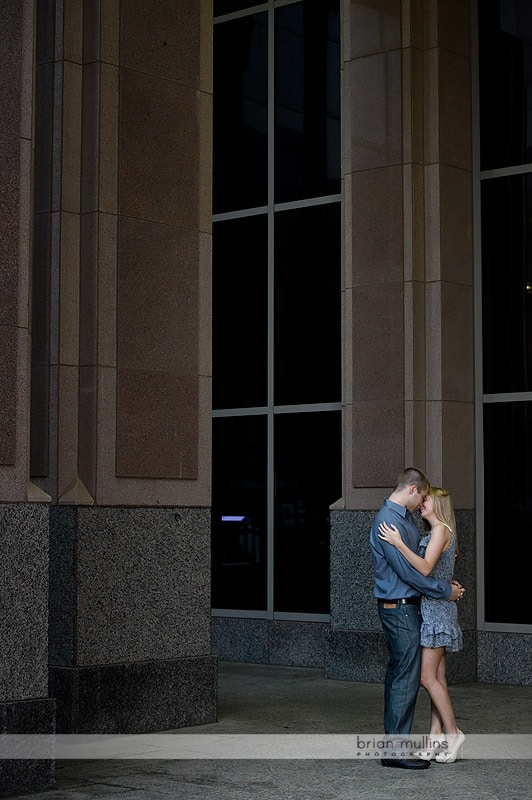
[4,661,531,799]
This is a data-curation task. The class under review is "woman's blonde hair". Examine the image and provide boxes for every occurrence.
[427,486,459,554]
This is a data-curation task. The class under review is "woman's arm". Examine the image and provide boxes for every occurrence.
[378,522,449,576]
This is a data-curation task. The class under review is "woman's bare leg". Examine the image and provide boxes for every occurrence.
[420,646,459,734]
[427,650,447,733]
[429,699,443,735]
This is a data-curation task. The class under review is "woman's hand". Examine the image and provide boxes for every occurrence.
[378,521,402,547]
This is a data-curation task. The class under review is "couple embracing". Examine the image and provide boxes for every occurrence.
[370,467,466,770]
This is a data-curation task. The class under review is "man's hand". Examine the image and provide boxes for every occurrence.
[450,580,465,602]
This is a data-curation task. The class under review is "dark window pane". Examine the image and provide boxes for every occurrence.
[274,411,341,614]
[275,0,340,203]
[213,215,268,409]
[483,402,532,625]
[213,12,268,213]
[479,0,532,170]
[212,415,267,610]
[481,175,532,393]
[274,203,341,405]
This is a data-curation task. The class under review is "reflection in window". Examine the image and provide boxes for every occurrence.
[212,415,268,610]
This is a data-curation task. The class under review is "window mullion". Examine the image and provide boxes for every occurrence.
[266,0,275,620]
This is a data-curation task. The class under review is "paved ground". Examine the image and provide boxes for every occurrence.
[4,662,532,800]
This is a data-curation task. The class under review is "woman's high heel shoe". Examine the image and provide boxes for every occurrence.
[435,730,465,763]
[414,733,446,761]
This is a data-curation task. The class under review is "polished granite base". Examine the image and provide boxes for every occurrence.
[211,618,326,668]
[0,697,56,796]
[50,655,217,733]
[477,631,532,686]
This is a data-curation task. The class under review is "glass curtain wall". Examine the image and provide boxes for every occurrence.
[477,0,532,628]
[211,0,341,618]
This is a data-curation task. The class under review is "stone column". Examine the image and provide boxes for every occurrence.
[422,0,475,507]
[28,0,216,732]
[0,0,55,794]
[328,0,476,683]
[421,0,477,675]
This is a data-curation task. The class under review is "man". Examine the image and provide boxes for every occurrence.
[369,467,465,770]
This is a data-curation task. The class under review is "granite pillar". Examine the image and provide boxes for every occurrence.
[330,0,477,678]
[0,507,55,795]
[25,0,217,737]
[49,506,216,732]
[0,0,56,793]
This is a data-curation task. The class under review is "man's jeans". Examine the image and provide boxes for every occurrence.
[378,602,422,735]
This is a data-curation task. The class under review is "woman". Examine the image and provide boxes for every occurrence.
[378,486,465,763]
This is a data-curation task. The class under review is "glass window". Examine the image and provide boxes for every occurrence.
[213,12,268,213]
[212,415,268,610]
[274,411,341,614]
[275,0,340,203]
[479,0,532,171]
[274,203,341,405]
[478,2,532,631]
[212,215,268,410]
[481,174,532,394]
[483,402,532,625]
[212,1,341,618]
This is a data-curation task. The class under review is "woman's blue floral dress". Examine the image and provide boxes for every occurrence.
[419,526,463,652]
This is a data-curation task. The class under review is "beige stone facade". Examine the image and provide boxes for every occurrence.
[343,0,474,510]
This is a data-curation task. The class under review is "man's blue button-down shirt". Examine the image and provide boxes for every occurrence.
[370,498,451,600]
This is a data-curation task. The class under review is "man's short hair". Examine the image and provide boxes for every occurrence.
[395,467,429,493]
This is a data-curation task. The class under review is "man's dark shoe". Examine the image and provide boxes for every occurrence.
[381,758,430,770]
